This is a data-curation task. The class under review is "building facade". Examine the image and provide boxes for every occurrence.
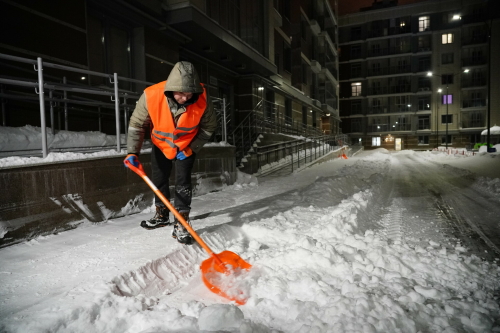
[338,0,500,150]
[0,0,340,140]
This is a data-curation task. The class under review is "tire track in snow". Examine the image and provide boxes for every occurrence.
[379,198,404,243]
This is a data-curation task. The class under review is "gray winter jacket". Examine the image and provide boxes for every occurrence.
[127,61,217,155]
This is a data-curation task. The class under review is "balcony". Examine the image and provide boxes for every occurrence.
[389,26,411,36]
[367,85,411,95]
[462,119,484,128]
[368,123,411,132]
[462,56,487,67]
[367,64,411,77]
[416,86,431,92]
[391,123,412,131]
[462,99,486,108]
[416,46,432,53]
[368,124,390,132]
[462,35,488,46]
[367,46,411,58]
[368,29,385,39]
[461,78,487,88]
[367,106,389,114]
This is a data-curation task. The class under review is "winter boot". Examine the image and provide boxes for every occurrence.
[171,211,194,245]
[140,205,171,230]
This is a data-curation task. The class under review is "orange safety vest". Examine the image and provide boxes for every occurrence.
[145,81,207,159]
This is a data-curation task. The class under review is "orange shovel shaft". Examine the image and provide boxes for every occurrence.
[125,161,224,266]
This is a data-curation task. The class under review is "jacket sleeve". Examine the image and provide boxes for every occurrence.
[127,93,151,155]
[189,92,217,153]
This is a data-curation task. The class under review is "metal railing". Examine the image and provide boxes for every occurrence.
[0,52,155,157]
[228,99,331,166]
[249,134,341,176]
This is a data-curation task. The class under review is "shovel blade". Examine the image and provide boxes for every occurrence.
[200,251,252,305]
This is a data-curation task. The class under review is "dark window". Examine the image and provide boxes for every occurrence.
[441,53,454,64]
[239,0,264,55]
[418,97,430,110]
[302,62,308,84]
[302,106,308,125]
[418,135,429,144]
[441,114,453,124]
[442,74,453,84]
[418,36,431,51]
[418,57,431,72]
[284,42,292,72]
[351,100,362,114]
[275,53,280,74]
[351,118,362,132]
[285,99,292,124]
[351,27,362,40]
[350,45,361,59]
[351,63,361,77]
[441,135,451,144]
[418,116,430,130]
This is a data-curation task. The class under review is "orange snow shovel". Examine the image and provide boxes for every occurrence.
[125,160,252,305]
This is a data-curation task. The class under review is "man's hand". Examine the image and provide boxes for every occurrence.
[124,154,140,168]
[176,147,192,160]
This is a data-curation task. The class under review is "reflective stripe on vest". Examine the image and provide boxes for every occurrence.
[145,81,207,159]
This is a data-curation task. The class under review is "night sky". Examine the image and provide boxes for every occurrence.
[337,0,430,15]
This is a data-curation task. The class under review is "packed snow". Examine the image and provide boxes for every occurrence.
[1,127,500,333]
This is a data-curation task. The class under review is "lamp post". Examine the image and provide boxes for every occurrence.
[486,20,492,152]
[436,88,442,148]
[427,69,469,149]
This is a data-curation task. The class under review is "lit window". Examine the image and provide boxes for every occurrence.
[351,82,362,97]
[442,94,453,104]
[419,16,430,32]
[372,137,381,146]
[442,33,454,44]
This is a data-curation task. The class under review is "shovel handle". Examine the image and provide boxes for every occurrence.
[125,160,223,266]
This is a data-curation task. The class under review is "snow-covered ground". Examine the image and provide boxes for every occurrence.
[1,127,500,333]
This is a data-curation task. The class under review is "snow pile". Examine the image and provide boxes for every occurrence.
[0,125,125,151]
[2,170,499,332]
[481,125,500,136]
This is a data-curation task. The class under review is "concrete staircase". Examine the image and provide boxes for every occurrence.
[237,133,318,175]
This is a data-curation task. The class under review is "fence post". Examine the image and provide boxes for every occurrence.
[36,57,48,158]
[49,90,55,134]
[1,85,6,126]
[123,97,128,136]
[98,106,102,132]
[222,97,227,142]
[63,76,68,130]
[113,73,121,152]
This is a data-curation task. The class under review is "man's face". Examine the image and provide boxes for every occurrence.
[173,91,193,105]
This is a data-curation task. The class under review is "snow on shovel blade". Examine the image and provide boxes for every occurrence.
[124,160,252,305]
[200,251,252,305]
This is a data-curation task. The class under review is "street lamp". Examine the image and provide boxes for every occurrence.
[427,70,469,149]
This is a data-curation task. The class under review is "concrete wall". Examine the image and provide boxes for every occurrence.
[0,146,236,247]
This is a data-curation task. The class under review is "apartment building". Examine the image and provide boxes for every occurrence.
[0,0,340,140]
[338,0,500,150]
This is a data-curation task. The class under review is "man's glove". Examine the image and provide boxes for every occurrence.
[124,154,140,168]
[176,147,192,160]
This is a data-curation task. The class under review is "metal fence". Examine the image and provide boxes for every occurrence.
[0,53,155,157]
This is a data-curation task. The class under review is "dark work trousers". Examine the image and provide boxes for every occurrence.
[151,144,196,213]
